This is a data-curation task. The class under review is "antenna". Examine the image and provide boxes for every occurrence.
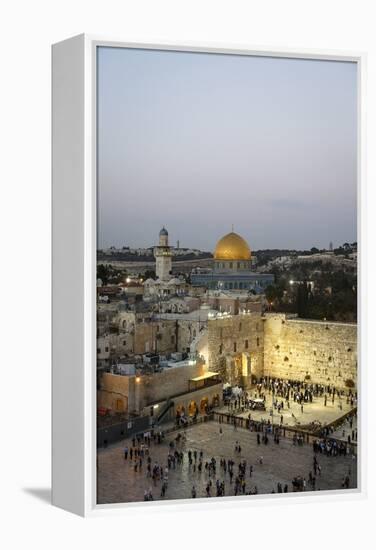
[231,223,234,232]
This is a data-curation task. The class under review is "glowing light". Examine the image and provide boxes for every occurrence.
[289,280,294,285]
[126,277,131,283]
[135,377,141,383]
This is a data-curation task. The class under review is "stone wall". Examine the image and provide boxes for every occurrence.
[176,319,202,353]
[138,361,206,408]
[98,372,134,413]
[98,360,208,414]
[114,311,178,355]
[207,313,264,386]
[263,314,357,389]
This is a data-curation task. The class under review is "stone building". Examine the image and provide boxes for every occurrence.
[98,358,222,419]
[114,311,178,356]
[97,335,111,369]
[143,276,187,298]
[206,290,263,314]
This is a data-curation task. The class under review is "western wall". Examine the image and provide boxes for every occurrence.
[263,314,357,390]
[207,313,357,390]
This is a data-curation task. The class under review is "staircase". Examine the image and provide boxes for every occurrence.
[156,398,174,425]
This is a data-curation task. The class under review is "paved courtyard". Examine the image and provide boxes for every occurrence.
[219,392,356,435]
[97,420,357,504]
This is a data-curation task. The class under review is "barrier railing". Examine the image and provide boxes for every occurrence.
[212,411,357,454]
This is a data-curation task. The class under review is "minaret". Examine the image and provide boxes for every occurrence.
[154,227,172,281]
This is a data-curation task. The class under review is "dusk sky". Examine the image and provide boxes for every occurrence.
[97,46,357,252]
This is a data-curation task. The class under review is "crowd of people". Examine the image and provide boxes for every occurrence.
[225,377,357,415]
[313,437,351,457]
[122,430,277,501]
[118,418,355,502]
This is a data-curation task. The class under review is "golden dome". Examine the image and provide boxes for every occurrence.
[214,232,251,261]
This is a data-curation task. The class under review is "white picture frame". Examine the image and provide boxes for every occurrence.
[52,34,366,517]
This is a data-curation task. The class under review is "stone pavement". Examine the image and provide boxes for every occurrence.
[219,392,356,432]
[97,420,357,504]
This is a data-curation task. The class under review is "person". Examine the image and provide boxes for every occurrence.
[191,485,197,498]
[124,446,128,460]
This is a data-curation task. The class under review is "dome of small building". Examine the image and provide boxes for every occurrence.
[159,226,168,236]
[214,231,251,261]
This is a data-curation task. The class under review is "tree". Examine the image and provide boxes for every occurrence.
[265,285,278,304]
[296,282,309,317]
[143,269,156,280]
[97,264,111,285]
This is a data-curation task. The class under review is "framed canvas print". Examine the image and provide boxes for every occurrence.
[52,35,366,516]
